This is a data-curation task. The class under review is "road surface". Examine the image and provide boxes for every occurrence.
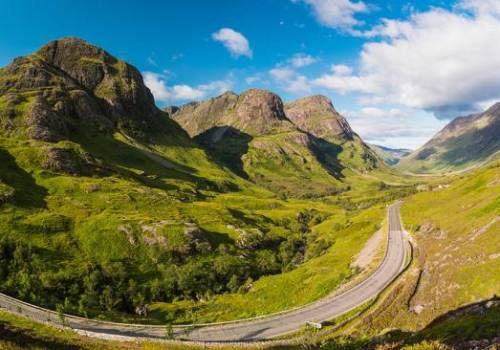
[0,202,408,342]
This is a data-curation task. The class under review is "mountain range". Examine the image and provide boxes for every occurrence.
[368,144,412,166]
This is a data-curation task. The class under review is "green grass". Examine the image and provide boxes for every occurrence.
[0,125,413,325]
[148,205,385,323]
[399,160,500,328]
[322,160,500,342]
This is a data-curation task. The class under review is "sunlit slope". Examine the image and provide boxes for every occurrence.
[398,103,500,174]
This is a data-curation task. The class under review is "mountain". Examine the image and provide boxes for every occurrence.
[170,92,382,196]
[369,144,412,165]
[283,95,381,171]
[0,37,187,141]
[398,103,500,173]
[283,95,352,139]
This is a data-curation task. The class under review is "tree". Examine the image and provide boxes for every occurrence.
[165,323,174,339]
[100,285,118,311]
[56,303,66,327]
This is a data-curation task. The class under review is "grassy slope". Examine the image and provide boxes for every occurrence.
[331,159,499,343]
[149,204,385,322]
[0,122,416,325]
[400,159,500,327]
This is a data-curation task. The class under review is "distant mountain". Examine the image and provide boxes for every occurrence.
[369,144,412,166]
[169,91,382,196]
[398,103,500,173]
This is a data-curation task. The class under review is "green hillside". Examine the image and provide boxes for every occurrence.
[398,103,500,173]
[334,158,500,345]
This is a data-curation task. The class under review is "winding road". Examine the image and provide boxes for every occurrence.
[0,202,409,343]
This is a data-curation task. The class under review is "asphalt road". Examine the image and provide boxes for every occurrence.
[0,202,408,343]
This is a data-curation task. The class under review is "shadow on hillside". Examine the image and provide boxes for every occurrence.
[227,208,273,227]
[73,132,224,194]
[203,229,235,248]
[0,148,47,208]
[309,136,345,180]
[194,126,253,179]
[378,296,500,349]
[0,322,83,350]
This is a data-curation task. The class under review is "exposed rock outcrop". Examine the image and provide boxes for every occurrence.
[0,37,171,141]
[42,146,96,176]
[170,89,294,136]
[26,96,68,141]
[284,95,353,139]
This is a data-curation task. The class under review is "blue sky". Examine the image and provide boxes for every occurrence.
[2,0,500,149]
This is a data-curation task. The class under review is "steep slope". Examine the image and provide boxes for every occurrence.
[349,158,500,342]
[284,95,381,172]
[398,103,500,173]
[0,38,237,188]
[369,144,412,165]
[170,90,350,197]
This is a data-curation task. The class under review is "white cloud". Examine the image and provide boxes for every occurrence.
[459,0,500,16]
[344,107,446,149]
[143,72,233,103]
[331,64,352,76]
[269,68,296,81]
[293,0,369,33]
[313,3,500,118]
[245,74,262,85]
[212,28,253,58]
[143,72,173,102]
[289,53,318,68]
[269,68,311,94]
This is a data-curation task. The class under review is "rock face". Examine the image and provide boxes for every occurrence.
[42,146,97,176]
[26,95,69,142]
[398,102,500,173]
[232,89,293,135]
[284,95,353,139]
[170,89,295,137]
[169,91,238,137]
[0,37,170,140]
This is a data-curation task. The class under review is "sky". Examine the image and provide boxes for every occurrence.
[2,0,500,149]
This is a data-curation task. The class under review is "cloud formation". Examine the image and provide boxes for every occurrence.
[313,1,500,119]
[269,67,311,94]
[212,28,253,58]
[292,0,369,33]
[143,72,233,103]
[345,107,444,149]
[288,53,318,68]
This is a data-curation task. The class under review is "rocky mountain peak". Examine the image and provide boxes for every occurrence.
[171,89,293,136]
[284,95,352,139]
[36,38,117,91]
[484,101,500,116]
[0,37,163,140]
[232,89,292,134]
